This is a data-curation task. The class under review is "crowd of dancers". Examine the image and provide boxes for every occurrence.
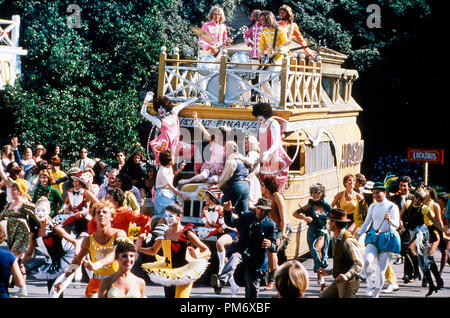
[1,4,450,299]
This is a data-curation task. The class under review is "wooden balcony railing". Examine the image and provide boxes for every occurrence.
[156,46,324,109]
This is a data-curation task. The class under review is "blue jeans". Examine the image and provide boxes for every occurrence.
[221,180,250,214]
[154,188,176,217]
[307,226,329,272]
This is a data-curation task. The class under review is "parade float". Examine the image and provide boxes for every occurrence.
[145,41,364,259]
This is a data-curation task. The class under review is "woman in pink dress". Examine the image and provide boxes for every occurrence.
[252,103,293,191]
[141,94,202,174]
[178,111,226,185]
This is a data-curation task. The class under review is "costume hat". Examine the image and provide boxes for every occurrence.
[328,208,352,223]
[205,186,223,205]
[372,181,388,192]
[255,197,272,210]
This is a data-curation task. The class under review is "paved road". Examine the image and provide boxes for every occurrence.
[3,242,449,299]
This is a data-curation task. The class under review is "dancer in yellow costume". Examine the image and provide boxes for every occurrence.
[136,202,210,298]
[54,200,127,297]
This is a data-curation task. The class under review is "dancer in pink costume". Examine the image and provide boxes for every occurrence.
[140,93,202,174]
[252,102,293,191]
[178,111,226,186]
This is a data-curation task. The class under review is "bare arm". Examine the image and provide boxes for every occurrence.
[331,192,342,208]
[11,259,25,289]
[167,183,188,201]
[0,164,13,187]
[85,230,127,272]
[186,231,211,259]
[140,102,162,128]
[23,233,36,264]
[274,193,287,238]
[217,159,237,189]
[193,112,212,141]
[98,276,113,298]
[172,98,197,116]
[54,224,79,249]
[135,235,162,256]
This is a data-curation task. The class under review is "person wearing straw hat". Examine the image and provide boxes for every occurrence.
[33,144,46,163]
[60,166,81,202]
[355,182,401,298]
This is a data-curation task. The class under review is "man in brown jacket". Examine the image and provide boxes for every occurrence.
[318,208,363,298]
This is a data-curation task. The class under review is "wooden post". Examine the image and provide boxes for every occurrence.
[307,60,315,108]
[298,53,306,107]
[424,162,429,185]
[316,57,322,107]
[157,47,167,98]
[218,53,227,105]
[171,47,180,95]
[184,53,193,98]
[279,53,289,109]
[290,55,298,107]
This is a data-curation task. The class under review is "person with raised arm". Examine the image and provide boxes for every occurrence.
[141,93,202,174]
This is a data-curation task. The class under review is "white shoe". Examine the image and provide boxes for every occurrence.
[383,283,399,293]
[14,286,28,297]
[365,288,373,297]
[230,284,240,297]
[229,276,239,297]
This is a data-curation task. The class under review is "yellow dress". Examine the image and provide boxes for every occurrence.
[340,191,358,218]
[106,286,141,298]
[141,224,209,298]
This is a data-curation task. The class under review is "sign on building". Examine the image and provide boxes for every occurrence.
[341,140,364,168]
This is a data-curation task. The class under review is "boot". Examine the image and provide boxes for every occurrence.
[411,255,420,280]
[424,269,438,297]
[429,257,444,290]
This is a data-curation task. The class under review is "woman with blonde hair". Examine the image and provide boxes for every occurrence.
[274,259,309,298]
